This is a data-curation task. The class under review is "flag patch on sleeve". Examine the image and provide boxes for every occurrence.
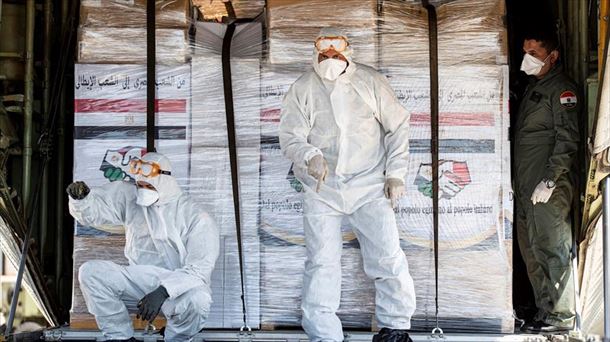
[559,91,577,108]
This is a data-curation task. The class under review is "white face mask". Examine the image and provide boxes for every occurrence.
[520,53,551,76]
[136,188,159,207]
[318,58,347,81]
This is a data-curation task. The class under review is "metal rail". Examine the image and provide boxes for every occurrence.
[602,176,610,342]
[22,0,34,213]
[43,329,553,342]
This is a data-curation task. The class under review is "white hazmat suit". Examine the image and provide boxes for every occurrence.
[279,29,416,342]
[70,153,219,341]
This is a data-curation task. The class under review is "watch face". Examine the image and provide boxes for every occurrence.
[546,179,556,188]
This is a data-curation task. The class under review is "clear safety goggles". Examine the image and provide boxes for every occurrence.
[128,158,171,178]
[314,36,349,53]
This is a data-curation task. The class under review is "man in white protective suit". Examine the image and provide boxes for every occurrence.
[279,28,416,342]
[67,152,219,342]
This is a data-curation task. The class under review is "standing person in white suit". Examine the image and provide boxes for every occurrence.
[67,152,219,342]
[279,28,417,342]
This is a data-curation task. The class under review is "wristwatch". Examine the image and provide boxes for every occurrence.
[542,178,556,189]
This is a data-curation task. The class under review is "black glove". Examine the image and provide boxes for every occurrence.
[372,328,413,342]
[137,285,169,322]
[66,181,90,200]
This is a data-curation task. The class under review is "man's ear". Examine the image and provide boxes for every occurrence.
[549,50,560,64]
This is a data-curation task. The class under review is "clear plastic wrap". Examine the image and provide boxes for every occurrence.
[580,215,604,337]
[77,0,191,64]
[71,0,513,333]
[79,0,191,28]
[77,28,189,64]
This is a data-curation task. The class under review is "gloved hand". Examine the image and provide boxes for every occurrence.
[137,285,169,322]
[66,181,90,200]
[531,181,554,205]
[384,178,405,208]
[307,154,328,193]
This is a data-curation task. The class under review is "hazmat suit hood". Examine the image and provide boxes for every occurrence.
[312,28,356,81]
[135,152,182,206]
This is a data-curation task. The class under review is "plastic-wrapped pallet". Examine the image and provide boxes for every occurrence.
[189,21,264,327]
[70,0,516,334]
[255,0,513,333]
[397,65,512,332]
[79,0,191,28]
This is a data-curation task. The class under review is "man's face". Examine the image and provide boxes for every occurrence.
[522,39,559,78]
[318,48,348,64]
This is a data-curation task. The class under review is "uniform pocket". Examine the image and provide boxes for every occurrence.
[521,106,553,131]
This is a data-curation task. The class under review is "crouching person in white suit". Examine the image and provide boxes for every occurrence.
[68,152,219,342]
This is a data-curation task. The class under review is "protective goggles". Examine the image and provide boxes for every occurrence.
[314,36,349,53]
[128,159,171,178]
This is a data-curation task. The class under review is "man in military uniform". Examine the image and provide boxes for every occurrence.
[515,29,580,333]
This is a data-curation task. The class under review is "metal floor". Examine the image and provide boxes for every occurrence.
[42,328,585,342]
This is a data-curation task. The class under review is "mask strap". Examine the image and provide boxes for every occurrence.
[542,53,552,63]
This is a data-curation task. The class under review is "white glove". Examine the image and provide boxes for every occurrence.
[307,154,328,193]
[384,178,405,208]
[531,181,555,205]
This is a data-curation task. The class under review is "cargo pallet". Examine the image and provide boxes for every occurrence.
[42,328,585,342]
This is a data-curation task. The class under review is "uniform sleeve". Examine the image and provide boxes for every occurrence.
[543,87,580,182]
[68,181,130,228]
[161,211,219,298]
[373,72,411,180]
[279,82,322,168]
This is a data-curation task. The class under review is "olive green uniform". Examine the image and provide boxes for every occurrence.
[514,65,579,328]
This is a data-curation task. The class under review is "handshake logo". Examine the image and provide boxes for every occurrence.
[414,160,471,199]
[99,146,147,182]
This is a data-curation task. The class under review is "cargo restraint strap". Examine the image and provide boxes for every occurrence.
[146,0,156,152]
[422,1,443,338]
[222,20,251,333]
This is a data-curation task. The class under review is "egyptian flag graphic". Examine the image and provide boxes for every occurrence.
[559,90,577,108]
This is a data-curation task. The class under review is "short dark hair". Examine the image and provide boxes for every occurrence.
[524,27,560,53]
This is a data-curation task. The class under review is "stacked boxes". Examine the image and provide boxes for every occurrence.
[71,0,515,334]
[378,0,429,67]
[194,0,265,21]
[77,28,188,64]
[79,0,190,28]
[189,21,263,328]
[436,0,508,66]
[266,0,378,66]
[77,0,190,64]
